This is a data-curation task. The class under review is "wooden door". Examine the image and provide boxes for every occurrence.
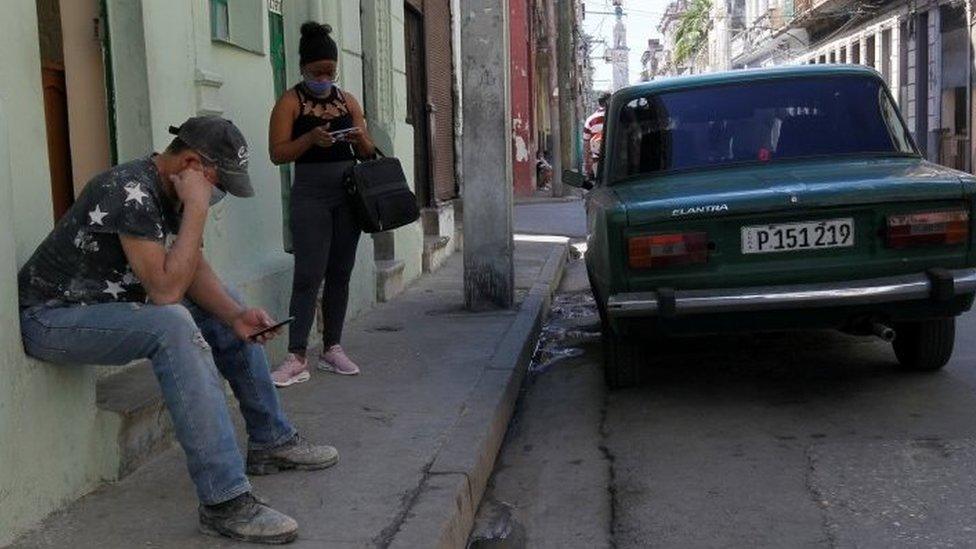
[41,61,75,221]
[421,0,457,201]
[405,5,431,208]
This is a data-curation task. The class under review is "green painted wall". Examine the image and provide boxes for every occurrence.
[0,3,116,544]
[0,0,425,542]
[2,1,55,262]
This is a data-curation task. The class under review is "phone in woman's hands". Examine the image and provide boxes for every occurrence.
[329,128,360,142]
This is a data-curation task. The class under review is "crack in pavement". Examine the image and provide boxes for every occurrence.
[372,459,435,548]
[598,388,620,549]
[804,446,838,549]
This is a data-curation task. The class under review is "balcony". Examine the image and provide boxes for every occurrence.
[730,31,748,60]
[730,5,810,66]
[791,0,858,22]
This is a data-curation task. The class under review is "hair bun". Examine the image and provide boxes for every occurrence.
[301,21,332,38]
[299,21,338,64]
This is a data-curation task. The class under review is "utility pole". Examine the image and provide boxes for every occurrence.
[968,0,974,173]
[461,0,514,310]
[557,0,577,180]
[609,0,630,91]
[546,0,564,197]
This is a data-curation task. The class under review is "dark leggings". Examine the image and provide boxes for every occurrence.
[288,163,361,353]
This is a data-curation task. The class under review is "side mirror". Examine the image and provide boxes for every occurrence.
[563,170,593,190]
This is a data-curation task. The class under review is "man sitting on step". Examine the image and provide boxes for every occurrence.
[17,116,334,544]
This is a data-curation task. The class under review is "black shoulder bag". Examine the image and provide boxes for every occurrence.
[345,148,420,233]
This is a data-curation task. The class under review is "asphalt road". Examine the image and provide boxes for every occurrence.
[471,199,976,548]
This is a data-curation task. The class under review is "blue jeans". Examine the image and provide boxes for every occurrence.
[19,291,297,505]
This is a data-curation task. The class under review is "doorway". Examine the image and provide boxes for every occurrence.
[939,3,969,171]
[36,0,74,220]
[36,0,113,221]
[404,4,432,209]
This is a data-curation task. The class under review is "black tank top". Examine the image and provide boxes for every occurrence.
[292,83,357,164]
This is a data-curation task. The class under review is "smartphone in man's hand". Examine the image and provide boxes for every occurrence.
[248,317,295,341]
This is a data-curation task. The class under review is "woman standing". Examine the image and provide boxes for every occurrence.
[269,21,375,387]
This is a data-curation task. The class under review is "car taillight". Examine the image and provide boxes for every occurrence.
[886,210,969,248]
[628,232,708,269]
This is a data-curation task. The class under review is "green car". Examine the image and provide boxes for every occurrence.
[566,65,976,388]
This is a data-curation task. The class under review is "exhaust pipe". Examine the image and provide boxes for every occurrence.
[871,322,896,342]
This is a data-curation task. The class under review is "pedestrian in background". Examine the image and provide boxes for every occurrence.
[583,92,611,179]
[268,20,376,387]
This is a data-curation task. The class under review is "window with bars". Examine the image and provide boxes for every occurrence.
[209,0,263,54]
[210,0,229,41]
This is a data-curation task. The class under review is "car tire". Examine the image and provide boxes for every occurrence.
[602,327,643,389]
[585,265,608,328]
[893,318,955,372]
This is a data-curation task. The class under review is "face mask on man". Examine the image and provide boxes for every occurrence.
[303,76,333,96]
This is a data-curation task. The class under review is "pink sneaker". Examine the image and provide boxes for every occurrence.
[271,353,310,387]
[317,345,360,376]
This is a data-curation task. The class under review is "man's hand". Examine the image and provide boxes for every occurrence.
[231,308,281,344]
[171,169,213,210]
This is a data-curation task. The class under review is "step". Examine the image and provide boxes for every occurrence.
[375,258,406,302]
[423,235,453,273]
[95,364,174,479]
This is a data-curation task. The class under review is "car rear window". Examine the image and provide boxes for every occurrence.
[610,75,917,181]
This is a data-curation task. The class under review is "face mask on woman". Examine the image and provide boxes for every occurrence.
[303,76,333,96]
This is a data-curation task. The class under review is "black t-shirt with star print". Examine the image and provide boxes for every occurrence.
[18,156,181,307]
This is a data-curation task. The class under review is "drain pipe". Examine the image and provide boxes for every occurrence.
[871,322,896,343]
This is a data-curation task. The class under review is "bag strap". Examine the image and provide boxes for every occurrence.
[357,147,387,162]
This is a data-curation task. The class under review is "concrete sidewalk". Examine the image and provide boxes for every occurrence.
[9,240,567,549]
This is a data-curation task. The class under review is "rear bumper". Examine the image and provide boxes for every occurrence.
[607,268,976,318]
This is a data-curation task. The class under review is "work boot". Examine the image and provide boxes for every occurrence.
[247,434,339,475]
[199,492,298,544]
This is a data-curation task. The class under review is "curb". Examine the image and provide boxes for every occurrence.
[514,195,582,205]
[388,243,569,548]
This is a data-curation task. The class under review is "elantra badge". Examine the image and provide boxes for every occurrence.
[672,204,729,217]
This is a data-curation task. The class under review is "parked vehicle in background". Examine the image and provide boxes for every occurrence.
[566,65,976,388]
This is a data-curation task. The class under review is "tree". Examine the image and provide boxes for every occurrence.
[673,0,712,66]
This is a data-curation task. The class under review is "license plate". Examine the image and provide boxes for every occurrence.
[741,218,855,254]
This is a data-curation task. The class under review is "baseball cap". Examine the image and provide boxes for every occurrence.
[168,116,254,198]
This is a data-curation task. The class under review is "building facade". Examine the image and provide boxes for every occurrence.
[640,38,665,81]
[0,0,456,542]
[509,0,587,198]
[726,0,972,173]
[658,0,693,76]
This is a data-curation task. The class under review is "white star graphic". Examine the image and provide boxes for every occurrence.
[103,280,125,300]
[88,204,108,225]
[124,182,149,206]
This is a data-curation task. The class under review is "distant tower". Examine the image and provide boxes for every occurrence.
[610,0,630,90]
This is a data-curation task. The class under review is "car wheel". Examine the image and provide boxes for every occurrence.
[893,318,955,372]
[602,326,644,389]
[585,266,608,328]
